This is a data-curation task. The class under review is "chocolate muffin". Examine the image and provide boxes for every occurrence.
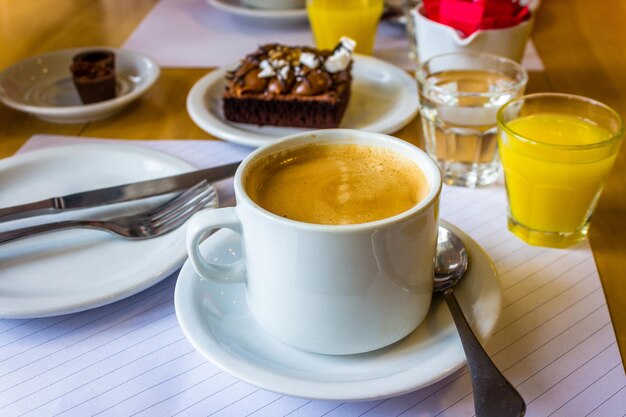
[70,50,116,104]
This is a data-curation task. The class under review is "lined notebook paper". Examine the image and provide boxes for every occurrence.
[1,135,624,417]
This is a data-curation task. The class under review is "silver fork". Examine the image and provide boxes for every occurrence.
[0,180,215,245]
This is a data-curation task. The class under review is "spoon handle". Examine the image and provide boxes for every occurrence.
[443,290,526,417]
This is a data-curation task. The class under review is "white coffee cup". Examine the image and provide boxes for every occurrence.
[186,129,442,355]
[242,0,305,10]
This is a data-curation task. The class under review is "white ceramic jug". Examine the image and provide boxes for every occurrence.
[412,6,534,63]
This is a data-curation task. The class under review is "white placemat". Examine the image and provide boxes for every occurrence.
[0,134,623,417]
[123,0,545,71]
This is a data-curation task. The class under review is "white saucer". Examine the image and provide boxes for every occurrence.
[175,221,501,401]
[0,143,217,318]
[207,0,308,23]
[0,48,160,124]
[186,55,419,148]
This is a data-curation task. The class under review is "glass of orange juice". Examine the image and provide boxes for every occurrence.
[306,0,384,55]
[497,93,624,248]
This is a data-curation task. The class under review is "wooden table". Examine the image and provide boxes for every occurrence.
[1,0,625,365]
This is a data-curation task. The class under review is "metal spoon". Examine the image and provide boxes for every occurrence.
[435,226,526,417]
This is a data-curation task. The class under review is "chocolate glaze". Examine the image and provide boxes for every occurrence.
[294,70,333,96]
[226,44,351,97]
[267,70,296,95]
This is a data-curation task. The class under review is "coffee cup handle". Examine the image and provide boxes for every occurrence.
[186,207,246,283]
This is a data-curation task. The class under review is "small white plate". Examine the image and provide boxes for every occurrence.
[0,48,160,124]
[187,55,419,148]
[175,221,501,401]
[207,0,308,23]
[0,144,217,318]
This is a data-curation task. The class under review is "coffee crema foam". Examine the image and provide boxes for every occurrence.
[245,144,429,225]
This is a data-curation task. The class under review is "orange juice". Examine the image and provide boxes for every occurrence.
[307,0,383,54]
[498,113,620,247]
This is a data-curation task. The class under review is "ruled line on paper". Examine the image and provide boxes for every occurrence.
[551,361,623,417]
[507,319,613,388]
[499,252,587,295]
[414,304,608,416]
[1,308,184,414]
[244,395,310,417]
[484,232,516,252]
[440,189,503,220]
[0,273,176,346]
[21,341,194,417]
[493,298,603,377]
[499,285,605,351]
[498,250,571,288]
[0,291,174,377]
[2,281,176,366]
[0,319,34,335]
[242,395,284,417]
[59,349,201,416]
[3,321,184,413]
[517,329,619,414]
[0,283,177,389]
[587,384,626,416]
[525,342,623,416]
[168,380,257,417]
[0,319,32,333]
[129,374,245,417]
[412,282,608,410]
[31,321,186,404]
[493,284,604,357]
[501,263,596,317]
[1,135,623,417]
[108,365,228,417]
[203,388,261,417]
[57,352,213,417]
[0,316,72,352]
[412,312,619,416]
[0,317,71,346]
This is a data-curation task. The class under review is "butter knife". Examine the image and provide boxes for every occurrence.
[0,161,240,223]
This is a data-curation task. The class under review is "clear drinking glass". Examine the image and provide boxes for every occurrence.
[402,0,420,62]
[416,52,528,187]
[497,93,624,248]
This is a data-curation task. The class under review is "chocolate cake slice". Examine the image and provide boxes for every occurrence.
[222,38,355,128]
[70,50,116,104]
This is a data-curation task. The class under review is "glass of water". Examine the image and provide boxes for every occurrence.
[402,0,420,62]
[416,52,528,187]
